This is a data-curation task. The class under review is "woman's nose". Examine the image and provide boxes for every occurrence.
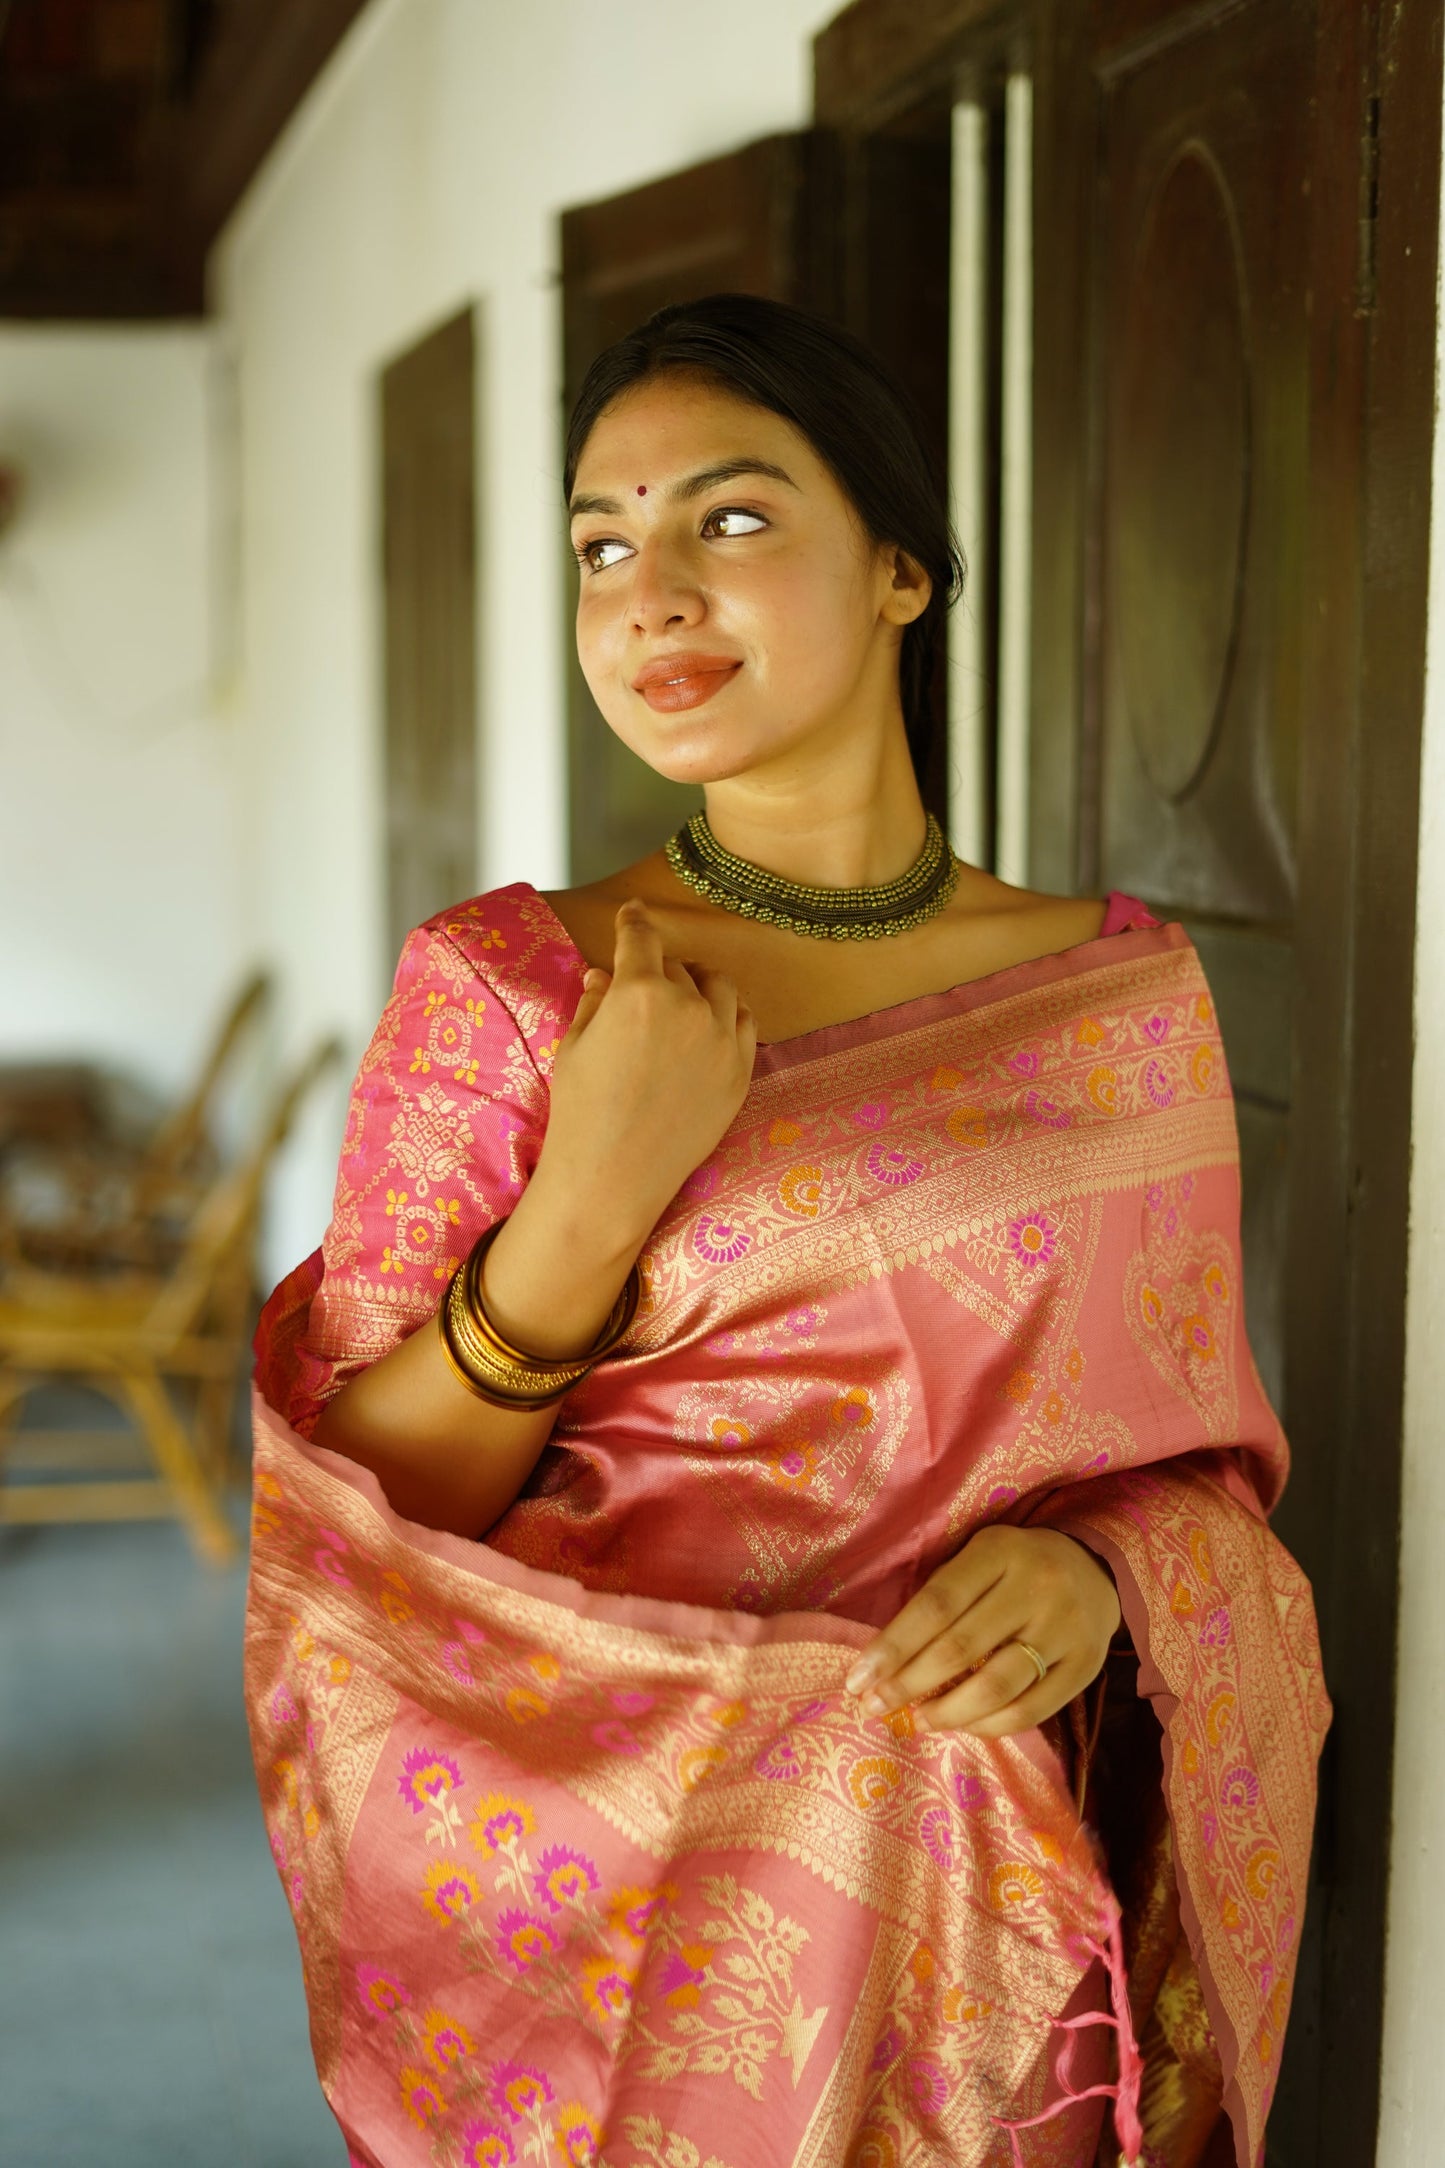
[629,540,705,633]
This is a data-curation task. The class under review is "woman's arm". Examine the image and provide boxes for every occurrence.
[313,901,756,1537]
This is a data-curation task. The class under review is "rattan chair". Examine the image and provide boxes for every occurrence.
[0,1036,341,1564]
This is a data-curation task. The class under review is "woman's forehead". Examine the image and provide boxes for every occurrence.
[576,379,815,486]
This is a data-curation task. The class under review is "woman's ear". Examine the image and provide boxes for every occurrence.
[879,545,932,626]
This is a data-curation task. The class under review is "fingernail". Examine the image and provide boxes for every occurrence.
[845,1657,880,1696]
[582,967,605,988]
[859,1691,886,1719]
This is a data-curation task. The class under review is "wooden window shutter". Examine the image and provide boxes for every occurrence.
[560,132,841,883]
[380,305,479,973]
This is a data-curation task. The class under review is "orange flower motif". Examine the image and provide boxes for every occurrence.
[1171,1580,1196,1618]
[909,1943,936,1982]
[1191,1043,1216,1092]
[987,1861,1043,1909]
[709,1415,753,1452]
[847,1754,902,1810]
[1195,993,1214,1025]
[941,1985,993,2025]
[409,1047,431,1075]
[421,2007,474,2072]
[1182,1739,1201,1776]
[1205,1689,1236,1746]
[708,1700,748,1729]
[505,1685,549,1724]
[1139,1282,1166,1327]
[769,1116,802,1147]
[379,1570,414,1624]
[779,1163,824,1217]
[1003,1368,1035,1405]
[677,1744,728,1791]
[424,989,447,1016]
[1182,1312,1216,1360]
[1086,1065,1119,1115]
[528,1651,560,1684]
[1245,1845,1280,1899]
[1043,1391,1066,1425]
[1076,1016,1105,1048]
[929,1064,964,1093]
[1189,1528,1215,1583]
[946,1105,989,1149]
[453,1058,479,1085]
[1065,1344,1085,1383]
[378,1246,402,1274]
[830,1386,875,1430]
[1203,1262,1231,1305]
[385,1189,410,1217]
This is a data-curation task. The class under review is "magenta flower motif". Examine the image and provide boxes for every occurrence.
[495,1907,558,1973]
[1147,1183,1164,1210]
[1144,1058,1174,1107]
[1200,1606,1233,1648]
[1180,1172,1196,1200]
[355,1962,411,2015]
[398,1747,464,1814]
[866,1139,925,1186]
[1201,1811,1219,1856]
[954,1772,989,1813]
[919,1805,954,1869]
[590,1721,642,1755]
[1010,1050,1040,1077]
[755,1736,802,1782]
[439,1641,475,1685]
[270,1684,298,1724]
[1145,1012,1171,1044]
[1006,1212,1057,1269]
[693,1215,752,1265]
[459,2122,517,2168]
[658,1950,709,1999]
[869,2027,903,2073]
[787,1304,824,1334]
[777,1447,810,1482]
[1163,1206,1180,1238]
[683,1164,718,1200]
[1277,1912,1297,1955]
[909,2054,949,2117]
[532,1843,600,1913]
[313,1544,351,1587]
[852,1100,892,1128]
[986,1484,1019,1508]
[488,2059,555,2122]
[1023,1090,1071,1130]
[610,1689,654,1716]
[1221,1764,1261,1810]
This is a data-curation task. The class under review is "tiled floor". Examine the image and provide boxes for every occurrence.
[0,1496,346,2166]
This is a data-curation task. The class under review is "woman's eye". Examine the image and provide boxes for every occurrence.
[703,507,767,539]
[576,537,632,574]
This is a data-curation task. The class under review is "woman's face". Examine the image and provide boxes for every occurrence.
[567,374,927,789]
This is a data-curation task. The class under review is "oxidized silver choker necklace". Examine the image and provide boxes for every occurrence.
[664,811,959,942]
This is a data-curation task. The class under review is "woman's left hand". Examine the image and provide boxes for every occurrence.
[843,1525,1122,1738]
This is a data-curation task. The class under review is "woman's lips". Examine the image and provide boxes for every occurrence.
[634,661,742,713]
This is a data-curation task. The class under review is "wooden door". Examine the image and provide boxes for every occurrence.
[559,133,843,882]
[380,306,478,971]
[817,0,1440,2157]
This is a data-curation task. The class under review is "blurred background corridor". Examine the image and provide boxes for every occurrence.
[2,1,1445,2164]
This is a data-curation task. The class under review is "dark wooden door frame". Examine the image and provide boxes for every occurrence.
[816,2,1441,2160]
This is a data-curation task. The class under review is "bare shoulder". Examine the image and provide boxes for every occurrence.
[943,865,1107,975]
[539,851,678,970]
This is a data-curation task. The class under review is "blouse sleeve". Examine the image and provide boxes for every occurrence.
[270,914,553,1436]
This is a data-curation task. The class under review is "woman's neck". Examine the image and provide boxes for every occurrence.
[700,736,929,892]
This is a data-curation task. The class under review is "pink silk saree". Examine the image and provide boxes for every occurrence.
[247,883,1329,2168]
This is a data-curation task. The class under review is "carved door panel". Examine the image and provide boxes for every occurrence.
[1089,6,1313,1414]
[380,306,478,971]
[559,134,841,883]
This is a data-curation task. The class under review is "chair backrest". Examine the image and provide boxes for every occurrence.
[135,969,274,1201]
[144,1035,344,1341]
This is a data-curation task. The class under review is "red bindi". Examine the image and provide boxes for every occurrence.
[636,484,647,496]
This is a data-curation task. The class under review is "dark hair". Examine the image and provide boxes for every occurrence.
[563,293,964,789]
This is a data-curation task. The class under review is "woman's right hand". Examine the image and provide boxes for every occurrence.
[538,899,757,1248]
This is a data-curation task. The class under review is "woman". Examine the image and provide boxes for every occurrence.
[248,295,1328,2168]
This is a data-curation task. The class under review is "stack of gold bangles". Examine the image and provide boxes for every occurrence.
[437,1218,641,1409]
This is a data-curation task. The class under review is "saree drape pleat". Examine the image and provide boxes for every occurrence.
[247,884,1329,2168]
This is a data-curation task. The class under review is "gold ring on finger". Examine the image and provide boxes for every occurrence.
[1013,1639,1049,1686]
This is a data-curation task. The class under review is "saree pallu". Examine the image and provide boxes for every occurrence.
[248,884,1330,2168]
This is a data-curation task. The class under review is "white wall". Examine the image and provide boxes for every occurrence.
[1377,109,1445,2159]
[0,327,246,1101]
[211,0,842,1277]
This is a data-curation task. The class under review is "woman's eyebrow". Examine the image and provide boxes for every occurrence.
[567,459,799,520]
